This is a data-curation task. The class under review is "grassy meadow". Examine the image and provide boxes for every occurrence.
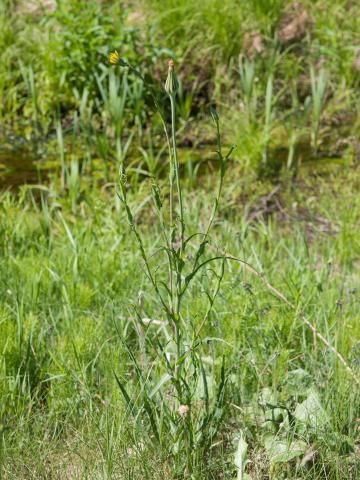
[1,1,360,478]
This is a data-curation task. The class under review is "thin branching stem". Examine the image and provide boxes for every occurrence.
[170,94,185,251]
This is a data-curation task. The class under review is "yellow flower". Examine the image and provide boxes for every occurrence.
[109,50,120,65]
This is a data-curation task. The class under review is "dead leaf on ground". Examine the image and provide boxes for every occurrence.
[17,0,56,15]
[246,185,283,222]
[243,31,265,59]
[278,2,314,44]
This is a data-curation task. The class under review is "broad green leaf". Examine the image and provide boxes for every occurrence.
[265,435,307,464]
[294,389,329,430]
[234,433,252,480]
[283,369,313,397]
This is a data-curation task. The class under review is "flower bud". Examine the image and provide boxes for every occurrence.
[165,59,179,96]
[178,404,189,417]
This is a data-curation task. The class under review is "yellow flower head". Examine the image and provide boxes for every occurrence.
[109,50,120,65]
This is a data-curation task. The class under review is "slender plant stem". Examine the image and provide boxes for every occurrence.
[126,62,175,309]
[162,117,174,309]
[168,93,184,383]
[169,93,185,328]
[204,119,222,237]
[170,94,185,251]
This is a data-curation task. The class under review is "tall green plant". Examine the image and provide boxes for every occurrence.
[110,53,235,473]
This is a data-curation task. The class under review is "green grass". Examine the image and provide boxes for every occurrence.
[2,0,360,178]
[1,164,360,478]
[1,1,360,478]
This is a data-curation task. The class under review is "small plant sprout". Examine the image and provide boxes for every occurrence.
[239,56,257,123]
[310,66,328,152]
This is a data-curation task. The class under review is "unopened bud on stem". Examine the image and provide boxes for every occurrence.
[178,404,189,417]
[165,59,179,96]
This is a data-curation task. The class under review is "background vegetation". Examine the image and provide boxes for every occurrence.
[1,0,360,478]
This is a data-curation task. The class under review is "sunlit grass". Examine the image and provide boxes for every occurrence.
[1,0,360,478]
[1,165,360,477]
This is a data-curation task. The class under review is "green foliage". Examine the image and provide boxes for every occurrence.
[1,160,360,477]
[41,0,117,107]
[1,1,360,478]
[144,0,284,60]
[0,0,165,127]
[2,0,360,178]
